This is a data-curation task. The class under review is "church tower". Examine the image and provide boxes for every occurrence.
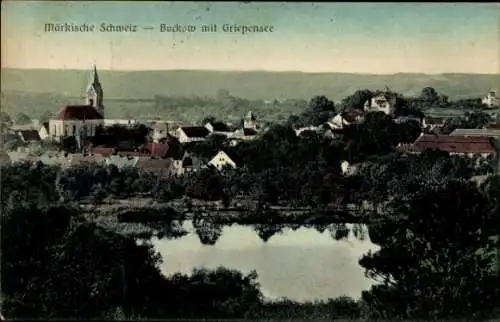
[243,110,257,130]
[87,65,104,117]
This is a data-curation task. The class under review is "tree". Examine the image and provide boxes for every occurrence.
[360,178,500,319]
[1,111,13,128]
[201,115,217,126]
[14,112,32,125]
[395,120,422,144]
[341,89,373,111]
[185,168,226,201]
[39,111,53,124]
[419,87,439,104]
[309,95,336,112]
[343,112,398,162]
[60,136,78,153]
[441,111,493,134]
[286,95,337,127]
[464,110,493,128]
[216,89,232,101]
[1,202,174,319]
[307,95,337,126]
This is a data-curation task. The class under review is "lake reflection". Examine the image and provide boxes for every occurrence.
[153,221,380,302]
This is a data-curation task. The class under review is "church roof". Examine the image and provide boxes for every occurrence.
[92,65,100,84]
[58,105,103,120]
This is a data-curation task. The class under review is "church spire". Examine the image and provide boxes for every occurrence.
[87,64,104,117]
[92,64,100,85]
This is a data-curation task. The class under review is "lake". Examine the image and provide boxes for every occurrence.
[152,221,380,302]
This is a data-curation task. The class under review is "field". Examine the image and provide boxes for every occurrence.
[2,68,499,123]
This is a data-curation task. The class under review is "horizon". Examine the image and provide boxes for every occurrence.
[3,66,498,76]
[2,2,499,74]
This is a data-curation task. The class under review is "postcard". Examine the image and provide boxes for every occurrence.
[1,1,499,321]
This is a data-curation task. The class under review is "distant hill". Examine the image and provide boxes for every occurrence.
[1,68,499,122]
[2,68,499,100]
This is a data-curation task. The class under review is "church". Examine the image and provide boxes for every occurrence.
[48,65,105,141]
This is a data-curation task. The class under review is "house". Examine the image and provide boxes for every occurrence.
[89,147,115,157]
[38,152,72,167]
[232,128,258,138]
[104,119,137,127]
[422,116,447,131]
[204,121,232,136]
[229,128,259,146]
[67,153,106,168]
[482,91,499,108]
[243,111,257,130]
[151,121,184,143]
[106,155,139,169]
[208,150,241,171]
[7,151,32,163]
[38,122,50,140]
[470,174,491,186]
[17,129,41,142]
[329,111,364,130]
[341,160,361,176]
[147,143,170,158]
[176,126,210,144]
[450,129,500,139]
[329,114,349,130]
[48,65,105,140]
[409,134,497,158]
[450,129,500,172]
[88,143,168,159]
[394,115,423,125]
[171,152,206,176]
[295,126,321,136]
[136,157,174,178]
[158,134,184,159]
[364,90,397,116]
[152,122,171,143]
[10,124,36,132]
[242,128,258,136]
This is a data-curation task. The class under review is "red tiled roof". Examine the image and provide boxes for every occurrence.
[91,145,169,158]
[116,151,149,157]
[68,154,106,167]
[90,147,115,157]
[58,105,103,120]
[410,135,496,154]
[136,157,173,176]
[147,143,169,158]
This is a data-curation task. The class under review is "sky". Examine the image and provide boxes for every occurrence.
[1,1,499,74]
